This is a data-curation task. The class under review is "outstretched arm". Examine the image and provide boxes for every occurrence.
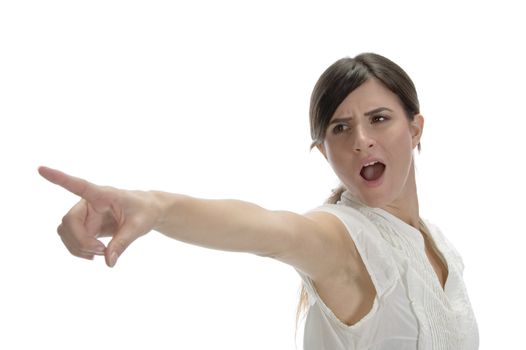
[38,166,355,281]
[152,191,293,257]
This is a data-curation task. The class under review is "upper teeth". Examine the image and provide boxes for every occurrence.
[364,161,379,167]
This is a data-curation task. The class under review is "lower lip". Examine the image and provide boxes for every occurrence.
[361,167,386,188]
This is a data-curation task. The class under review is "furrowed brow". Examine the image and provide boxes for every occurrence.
[364,107,393,116]
[328,117,352,126]
[329,107,393,126]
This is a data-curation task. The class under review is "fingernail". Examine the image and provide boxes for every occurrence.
[110,252,118,267]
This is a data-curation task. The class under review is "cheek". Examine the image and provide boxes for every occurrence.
[388,139,414,179]
[323,147,349,171]
[388,128,414,154]
[326,151,359,182]
[325,144,351,166]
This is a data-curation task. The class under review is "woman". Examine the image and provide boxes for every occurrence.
[39,53,479,349]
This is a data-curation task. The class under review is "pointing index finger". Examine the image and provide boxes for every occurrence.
[38,166,101,201]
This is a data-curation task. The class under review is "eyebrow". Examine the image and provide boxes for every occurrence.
[328,107,394,126]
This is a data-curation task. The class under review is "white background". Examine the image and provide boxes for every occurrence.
[1,0,525,349]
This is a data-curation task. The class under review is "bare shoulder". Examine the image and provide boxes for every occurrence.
[302,211,377,326]
[303,210,349,236]
[269,209,376,325]
[275,209,365,283]
[305,210,364,273]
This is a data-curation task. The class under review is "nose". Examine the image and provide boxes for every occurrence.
[353,125,376,152]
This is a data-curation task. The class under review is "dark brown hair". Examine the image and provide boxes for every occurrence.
[295,52,422,338]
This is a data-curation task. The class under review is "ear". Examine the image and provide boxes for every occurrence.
[410,114,424,149]
[316,143,328,160]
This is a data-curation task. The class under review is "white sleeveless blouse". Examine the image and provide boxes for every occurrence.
[296,190,479,349]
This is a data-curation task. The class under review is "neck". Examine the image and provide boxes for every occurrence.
[381,159,421,231]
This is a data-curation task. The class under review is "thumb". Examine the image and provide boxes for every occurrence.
[105,226,138,268]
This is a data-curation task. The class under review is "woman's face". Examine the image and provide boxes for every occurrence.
[317,78,424,207]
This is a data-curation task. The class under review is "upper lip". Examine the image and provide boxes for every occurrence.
[359,156,386,169]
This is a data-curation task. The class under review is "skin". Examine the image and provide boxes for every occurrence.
[317,78,425,231]
[38,166,352,276]
[38,77,445,326]
[307,78,451,325]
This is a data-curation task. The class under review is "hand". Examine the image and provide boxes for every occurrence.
[38,166,161,267]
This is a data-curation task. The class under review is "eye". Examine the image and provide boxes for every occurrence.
[372,115,389,123]
[332,124,349,135]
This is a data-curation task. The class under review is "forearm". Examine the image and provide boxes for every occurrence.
[150,191,290,257]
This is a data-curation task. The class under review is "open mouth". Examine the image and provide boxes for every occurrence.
[360,161,386,182]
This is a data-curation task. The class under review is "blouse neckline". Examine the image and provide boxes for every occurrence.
[338,189,454,295]
[338,190,428,247]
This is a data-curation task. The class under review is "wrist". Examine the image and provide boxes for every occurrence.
[149,190,186,233]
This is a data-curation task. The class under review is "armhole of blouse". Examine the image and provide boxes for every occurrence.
[303,204,398,296]
[295,204,399,329]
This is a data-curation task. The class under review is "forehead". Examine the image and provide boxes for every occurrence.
[332,78,402,119]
